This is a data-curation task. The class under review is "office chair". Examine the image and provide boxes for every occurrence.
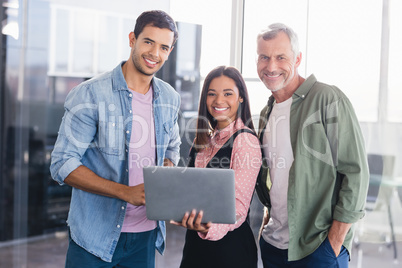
[354,154,397,263]
[365,154,383,210]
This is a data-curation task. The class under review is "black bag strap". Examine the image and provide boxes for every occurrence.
[188,128,256,168]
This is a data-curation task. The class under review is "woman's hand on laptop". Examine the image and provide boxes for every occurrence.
[170,209,212,233]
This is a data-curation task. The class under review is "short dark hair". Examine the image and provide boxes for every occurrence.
[194,66,255,150]
[134,10,178,46]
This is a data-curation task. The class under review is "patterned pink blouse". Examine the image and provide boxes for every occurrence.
[195,117,262,241]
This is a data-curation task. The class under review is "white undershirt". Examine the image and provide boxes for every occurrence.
[262,97,294,249]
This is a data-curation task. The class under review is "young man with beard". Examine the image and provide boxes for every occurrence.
[50,10,181,268]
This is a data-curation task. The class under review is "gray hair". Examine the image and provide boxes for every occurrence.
[257,23,299,59]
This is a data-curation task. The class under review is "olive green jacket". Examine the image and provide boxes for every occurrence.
[255,74,369,261]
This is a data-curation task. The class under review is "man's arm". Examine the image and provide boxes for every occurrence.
[328,96,368,255]
[64,158,175,204]
[328,220,352,256]
[64,165,145,206]
[333,97,369,221]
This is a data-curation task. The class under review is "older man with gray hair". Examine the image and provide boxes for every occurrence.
[255,23,369,267]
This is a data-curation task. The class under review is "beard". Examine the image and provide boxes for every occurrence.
[263,69,295,92]
[131,50,159,77]
[265,80,286,92]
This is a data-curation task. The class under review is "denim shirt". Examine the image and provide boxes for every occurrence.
[50,62,181,262]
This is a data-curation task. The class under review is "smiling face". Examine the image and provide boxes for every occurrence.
[206,75,243,130]
[257,31,301,93]
[130,25,174,77]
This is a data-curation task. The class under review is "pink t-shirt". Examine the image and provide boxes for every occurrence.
[122,87,157,232]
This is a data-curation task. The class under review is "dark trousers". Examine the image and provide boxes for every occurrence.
[65,229,157,268]
[180,221,257,268]
[259,236,349,268]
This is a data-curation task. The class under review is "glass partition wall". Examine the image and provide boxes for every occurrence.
[0,1,171,267]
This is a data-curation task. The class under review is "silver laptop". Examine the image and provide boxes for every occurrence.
[143,166,236,224]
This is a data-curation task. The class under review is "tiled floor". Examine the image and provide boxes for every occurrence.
[1,226,402,268]
[0,195,264,268]
[1,194,402,268]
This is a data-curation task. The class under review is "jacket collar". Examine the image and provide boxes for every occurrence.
[111,61,161,100]
[258,74,317,138]
[291,74,316,101]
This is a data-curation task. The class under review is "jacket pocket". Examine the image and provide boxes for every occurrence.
[96,121,124,156]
